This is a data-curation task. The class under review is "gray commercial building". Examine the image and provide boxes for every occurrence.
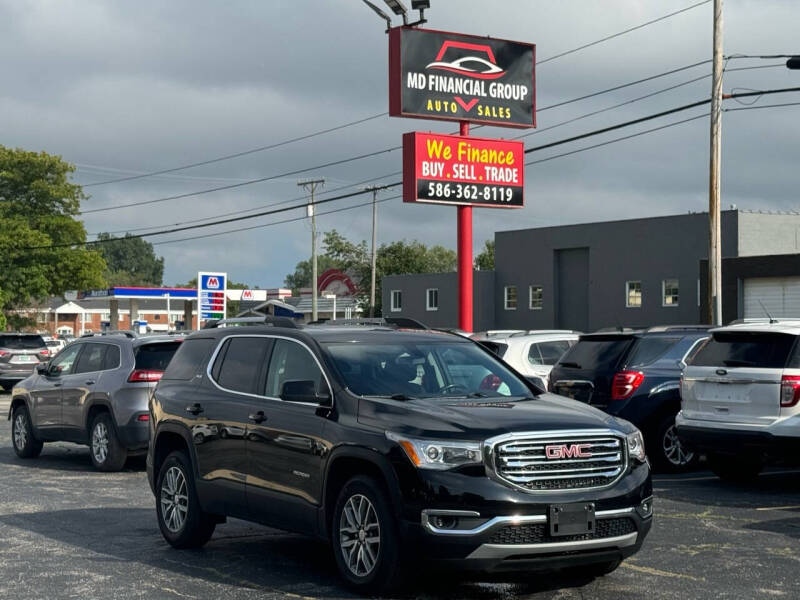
[382,210,800,332]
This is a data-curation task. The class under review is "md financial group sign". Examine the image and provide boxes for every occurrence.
[390,27,534,208]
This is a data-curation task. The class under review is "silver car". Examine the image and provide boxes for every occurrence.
[8,333,183,471]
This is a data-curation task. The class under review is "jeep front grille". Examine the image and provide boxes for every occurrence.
[489,432,627,492]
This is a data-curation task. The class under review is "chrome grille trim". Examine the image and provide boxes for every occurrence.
[484,429,628,493]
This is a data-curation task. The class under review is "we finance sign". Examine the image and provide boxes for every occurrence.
[403,132,524,208]
[389,28,535,128]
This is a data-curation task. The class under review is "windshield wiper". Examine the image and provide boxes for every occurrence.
[558,361,582,369]
[364,394,417,401]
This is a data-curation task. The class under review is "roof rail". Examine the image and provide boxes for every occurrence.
[80,330,138,338]
[508,329,581,337]
[306,317,429,330]
[202,316,299,329]
[726,317,800,326]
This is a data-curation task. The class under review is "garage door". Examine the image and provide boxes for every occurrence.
[743,277,800,318]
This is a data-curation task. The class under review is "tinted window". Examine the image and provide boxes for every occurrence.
[162,338,215,380]
[49,344,82,376]
[103,345,121,370]
[530,340,571,366]
[74,343,107,374]
[556,337,633,371]
[214,337,270,394]
[479,341,508,358]
[0,335,46,349]
[266,339,327,399]
[690,332,796,369]
[625,337,681,367]
[135,342,182,372]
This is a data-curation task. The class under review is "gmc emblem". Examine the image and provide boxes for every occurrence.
[545,444,592,459]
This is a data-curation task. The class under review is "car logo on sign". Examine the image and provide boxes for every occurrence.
[545,444,592,460]
[426,40,506,80]
[206,277,220,289]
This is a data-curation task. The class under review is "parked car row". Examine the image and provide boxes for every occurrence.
[7,319,653,593]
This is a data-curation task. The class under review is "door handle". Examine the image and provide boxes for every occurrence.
[185,403,203,415]
[85,380,95,385]
[248,411,267,424]
[54,382,62,387]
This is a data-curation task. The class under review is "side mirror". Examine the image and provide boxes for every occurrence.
[36,363,49,375]
[281,380,331,405]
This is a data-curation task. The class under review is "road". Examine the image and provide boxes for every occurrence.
[1,391,798,599]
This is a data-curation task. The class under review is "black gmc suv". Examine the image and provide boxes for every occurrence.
[147,322,652,593]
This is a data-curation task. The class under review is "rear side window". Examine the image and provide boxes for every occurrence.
[135,342,182,372]
[103,345,121,370]
[213,337,271,394]
[529,340,572,366]
[162,338,215,380]
[0,335,46,349]
[690,333,797,369]
[625,337,681,367]
[557,337,633,371]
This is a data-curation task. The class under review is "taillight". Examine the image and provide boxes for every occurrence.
[780,375,800,408]
[40,350,50,356]
[128,369,164,383]
[136,414,150,422]
[612,371,645,400]
[0,351,8,357]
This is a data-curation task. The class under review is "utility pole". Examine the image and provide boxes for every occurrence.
[708,0,724,325]
[364,185,381,317]
[298,178,325,322]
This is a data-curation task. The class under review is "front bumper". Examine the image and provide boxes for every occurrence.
[396,461,652,573]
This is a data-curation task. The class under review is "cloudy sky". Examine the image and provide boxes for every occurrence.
[2,0,798,287]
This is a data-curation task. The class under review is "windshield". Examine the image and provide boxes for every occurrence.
[324,341,533,400]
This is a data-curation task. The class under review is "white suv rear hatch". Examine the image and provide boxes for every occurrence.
[682,331,798,427]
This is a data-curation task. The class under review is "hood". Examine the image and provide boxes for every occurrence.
[358,393,635,440]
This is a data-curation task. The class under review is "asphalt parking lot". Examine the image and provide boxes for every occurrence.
[1,391,798,599]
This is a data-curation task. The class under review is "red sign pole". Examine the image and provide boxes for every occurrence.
[457,120,473,333]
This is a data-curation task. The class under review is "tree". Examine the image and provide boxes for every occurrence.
[474,240,495,270]
[0,146,106,328]
[95,233,164,287]
[284,229,456,315]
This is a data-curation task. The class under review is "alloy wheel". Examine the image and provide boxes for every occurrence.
[13,414,27,450]
[160,466,189,533]
[662,424,694,466]
[339,493,381,577]
[92,422,109,464]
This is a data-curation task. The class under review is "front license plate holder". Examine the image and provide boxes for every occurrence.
[549,502,595,537]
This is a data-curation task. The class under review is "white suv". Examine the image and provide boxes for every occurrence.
[676,321,800,481]
[475,330,579,389]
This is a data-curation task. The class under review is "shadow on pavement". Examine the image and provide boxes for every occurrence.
[0,507,597,599]
[0,445,146,473]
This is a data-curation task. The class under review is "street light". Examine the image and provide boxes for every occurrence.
[362,0,428,30]
[384,0,409,24]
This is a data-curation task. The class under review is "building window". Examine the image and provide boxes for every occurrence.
[102,313,110,321]
[626,281,642,308]
[390,290,402,312]
[663,279,679,307]
[504,286,517,310]
[426,288,439,311]
[529,285,543,310]
[154,314,161,320]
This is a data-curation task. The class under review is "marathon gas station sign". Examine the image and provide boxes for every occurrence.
[403,132,524,207]
[197,271,227,326]
[389,28,535,128]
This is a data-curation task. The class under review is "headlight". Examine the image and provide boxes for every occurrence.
[626,430,646,463]
[386,432,482,470]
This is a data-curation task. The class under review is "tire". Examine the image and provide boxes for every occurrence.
[156,450,216,549]
[89,413,128,472]
[11,405,43,459]
[707,452,764,483]
[331,475,403,594]
[650,414,699,473]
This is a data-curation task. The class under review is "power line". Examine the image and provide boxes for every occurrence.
[153,195,399,246]
[537,0,711,65]
[724,101,800,112]
[81,111,388,187]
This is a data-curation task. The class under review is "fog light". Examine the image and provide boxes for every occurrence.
[432,515,458,530]
[637,498,653,518]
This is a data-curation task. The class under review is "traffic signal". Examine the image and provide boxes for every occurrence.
[787,56,800,70]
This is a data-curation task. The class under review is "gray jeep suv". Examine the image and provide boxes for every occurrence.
[8,333,182,471]
[0,333,51,391]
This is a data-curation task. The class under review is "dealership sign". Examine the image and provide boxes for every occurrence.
[197,271,227,324]
[389,28,535,128]
[403,132,524,208]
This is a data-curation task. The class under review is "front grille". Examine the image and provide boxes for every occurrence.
[492,434,627,492]
[489,517,636,545]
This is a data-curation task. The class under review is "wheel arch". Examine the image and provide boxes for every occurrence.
[8,395,30,421]
[321,447,403,540]
[152,423,196,484]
